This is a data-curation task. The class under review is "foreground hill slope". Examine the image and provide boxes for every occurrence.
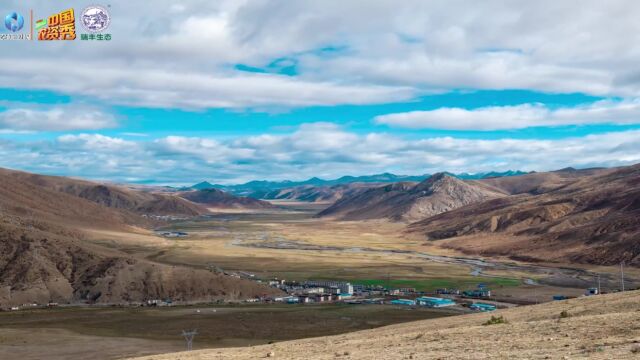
[130,290,640,360]
[0,168,279,307]
[407,164,640,266]
[318,173,506,222]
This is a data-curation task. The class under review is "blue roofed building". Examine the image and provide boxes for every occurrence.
[415,296,456,308]
[390,299,416,306]
[470,303,497,312]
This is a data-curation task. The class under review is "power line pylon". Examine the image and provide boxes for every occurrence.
[182,329,198,351]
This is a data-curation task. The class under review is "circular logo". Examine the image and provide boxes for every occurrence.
[81,5,110,33]
[4,12,24,32]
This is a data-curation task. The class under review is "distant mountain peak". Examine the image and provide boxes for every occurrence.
[413,172,465,192]
[428,172,456,181]
[190,181,217,190]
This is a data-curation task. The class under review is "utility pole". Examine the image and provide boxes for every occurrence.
[597,273,601,295]
[621,262,625,292]
[385,272,390,291]
[182,329,198,351]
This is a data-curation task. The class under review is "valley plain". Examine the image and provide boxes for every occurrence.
[1,165,639,360]
[147,202,638,299]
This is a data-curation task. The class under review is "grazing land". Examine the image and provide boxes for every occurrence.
[0,304,455,360]
[135,202,638,300]
[127,290,640,360]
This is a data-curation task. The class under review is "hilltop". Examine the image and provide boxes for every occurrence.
[128,290,640,359]
[318,173,506,222]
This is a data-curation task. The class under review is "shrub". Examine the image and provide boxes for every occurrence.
[482,315,508,325]
[559,310,570,318]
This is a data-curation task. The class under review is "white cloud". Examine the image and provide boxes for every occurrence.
[1,125,639,185]
[375,99,640,130]
[231,0,640,96]
[0,106,116,131]
[57,134,137,152]
[0,58,414,109]
[2,0,640,109]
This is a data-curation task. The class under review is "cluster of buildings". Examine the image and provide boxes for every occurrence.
[156,231,189,238]
[146,299,173,307]
[261,278,498,311]
[144,214,190,221]
[267,280,355,304]
[389,297,495,311]
[462,289,492,298]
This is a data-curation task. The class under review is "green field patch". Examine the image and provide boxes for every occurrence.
[348,277,520,291]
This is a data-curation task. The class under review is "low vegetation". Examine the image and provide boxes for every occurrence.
[125,289,640,359]
[482,315,508,326]
[350,277,520,292]
[0,304,453,360]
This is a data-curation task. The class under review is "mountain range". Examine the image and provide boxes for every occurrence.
[182,170,530,199]
[178,188,276,209]
[310,165,640,266]
[407,165,640,266]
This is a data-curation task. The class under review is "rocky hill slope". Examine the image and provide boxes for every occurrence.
[318,173,506,222]
[407,165,640,266]
[0,168,279,308]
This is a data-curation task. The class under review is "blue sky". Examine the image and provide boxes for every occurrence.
[1,1,640,185]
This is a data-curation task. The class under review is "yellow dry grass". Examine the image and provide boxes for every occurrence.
[128,290,640,360]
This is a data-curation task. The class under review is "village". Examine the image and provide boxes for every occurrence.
[217,268,610,314]
[260,278,498,312]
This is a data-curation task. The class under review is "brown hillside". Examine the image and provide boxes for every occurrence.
[0,168,280,307]
[0,168,143,229]
[318,173,505,222]
[1,169,209,217]
[407,164,640,266]
[0,220,279,307]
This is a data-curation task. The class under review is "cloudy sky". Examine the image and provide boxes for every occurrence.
[1,0,640,185]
